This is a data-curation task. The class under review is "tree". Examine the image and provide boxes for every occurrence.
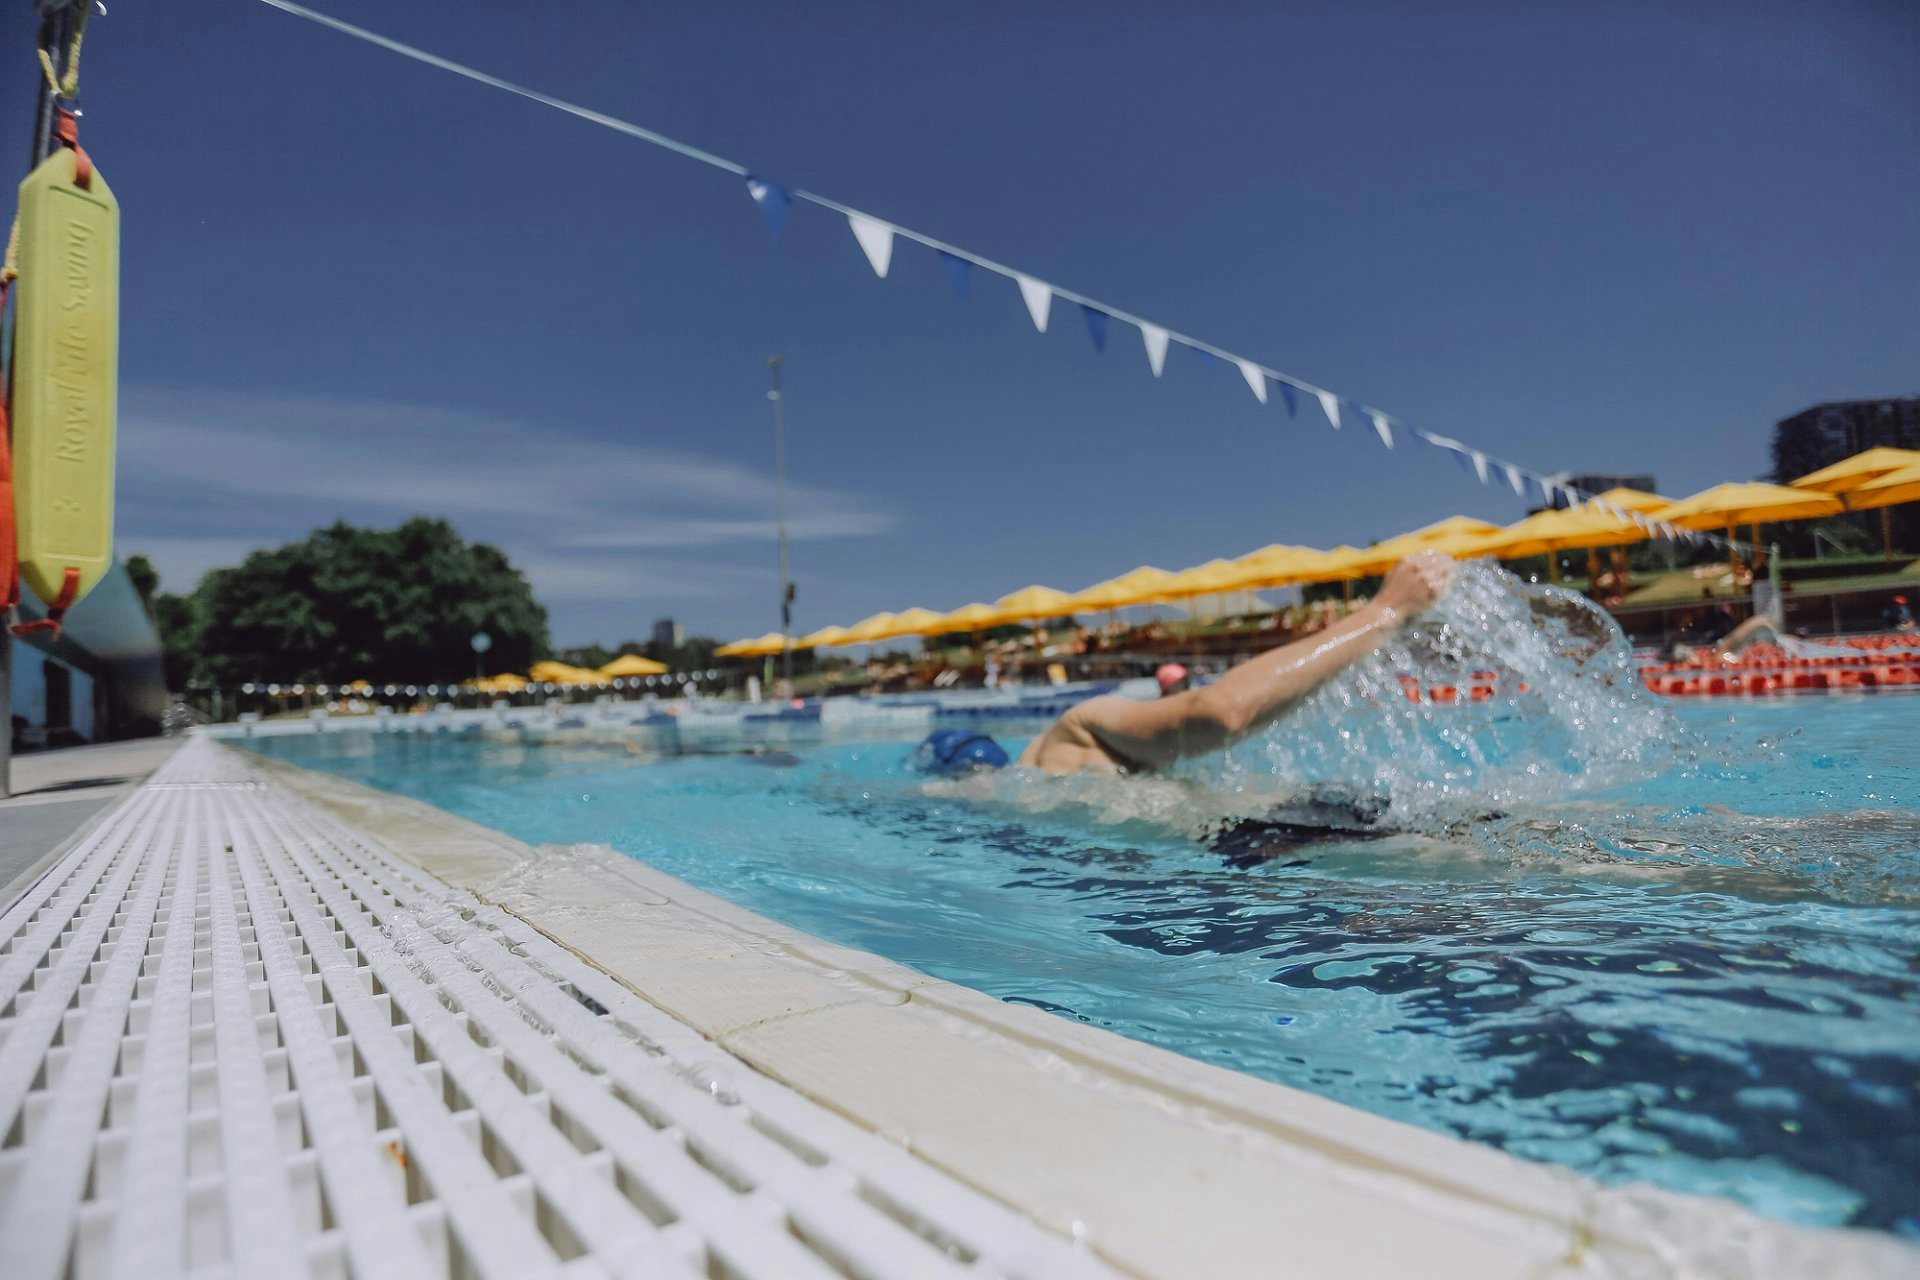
[179,518,549,685]
[121,554,202,693]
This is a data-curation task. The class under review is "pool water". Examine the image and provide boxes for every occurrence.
[242,576,1920,1234]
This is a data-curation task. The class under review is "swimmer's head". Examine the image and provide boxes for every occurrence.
[911,729,1010,774]
[1155,663,1190,696]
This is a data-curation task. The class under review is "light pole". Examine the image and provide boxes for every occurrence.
[766,356,795,688]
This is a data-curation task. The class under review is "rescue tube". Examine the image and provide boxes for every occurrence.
[12,143,118,609]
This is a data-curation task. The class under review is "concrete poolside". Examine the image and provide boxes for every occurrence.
[1,736,1914,1278]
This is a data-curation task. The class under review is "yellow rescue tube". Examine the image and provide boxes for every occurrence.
[12,145,118,609]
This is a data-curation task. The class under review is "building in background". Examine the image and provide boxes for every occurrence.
[1772,398,1920,479]
[8,562,168,753]
[651,618,683,650]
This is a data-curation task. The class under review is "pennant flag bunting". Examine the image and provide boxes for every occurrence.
[1370,412,1393,448]
[745,176,792,239]
[1503,464,1525,495]
[937,250,972,299]
[1189,344,1220,373]
[1315,390,1342,430]
[1139,322,1169,377]
[1237,359,1269,403]
[848,213,895,277]
[1016,275,1053,332]
[1470,451,1490,484]
[1278,381,1298,417]
[1081,304,1110,352]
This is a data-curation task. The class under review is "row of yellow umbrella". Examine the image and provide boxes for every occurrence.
[717,447,1920,654]
[471,651,673,692]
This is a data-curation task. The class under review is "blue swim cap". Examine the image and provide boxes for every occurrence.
[911,729,1010,774]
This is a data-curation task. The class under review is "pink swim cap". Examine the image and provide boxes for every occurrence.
[1155,663,1190,693]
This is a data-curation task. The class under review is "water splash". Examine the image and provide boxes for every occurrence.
[1206,559,1691,814]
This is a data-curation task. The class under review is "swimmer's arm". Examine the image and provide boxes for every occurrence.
[1078,555,1454,768]
[1077,602,1412,766]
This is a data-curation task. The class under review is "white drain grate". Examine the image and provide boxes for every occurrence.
[0,740,1120,1280]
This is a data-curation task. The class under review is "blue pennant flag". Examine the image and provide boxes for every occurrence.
[745,176,792,240]
[1451,448,1479,480]
[1080,305,1110,352]
[937,251,971,299]
[1278,381,1298,418]
[1187,342,1220,373]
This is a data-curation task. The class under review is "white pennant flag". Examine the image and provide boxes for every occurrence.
[1015,275,1053,332]
[1504,465,1525,495]
[1139,322,1170,377]
[1370,412,1393,448]
[1237,359,1268,403]
[1470,451,1490,484]
[848,213,894,278]
[1316,390,1341,429]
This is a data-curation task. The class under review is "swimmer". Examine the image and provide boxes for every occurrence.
[1018,551,1454,774]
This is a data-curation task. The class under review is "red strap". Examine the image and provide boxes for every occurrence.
[53,106,89,189]
[11,566,80,638]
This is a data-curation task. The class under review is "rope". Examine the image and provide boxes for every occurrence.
[36,2,88,100]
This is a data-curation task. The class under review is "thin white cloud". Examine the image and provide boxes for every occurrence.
[114,388,894,633]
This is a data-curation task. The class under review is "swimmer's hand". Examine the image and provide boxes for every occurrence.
[1376,551,1454,623]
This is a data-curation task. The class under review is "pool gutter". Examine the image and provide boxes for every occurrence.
[246,741,1915,1280]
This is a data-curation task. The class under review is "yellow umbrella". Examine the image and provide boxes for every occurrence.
[529,660,607,686]
[872,607,952,639]
[1459,503,1648,560]
[1849,460,1920,510]
[1655,482,1843,530]
[480,672,528,692]
[838,612,905,645]
[1221,544,1322,590]
[1590,486,1673,515]
[714,632,787,658]
[1159,559,1249,598]
[1346,516,1505,576]
[1790,447,1920,494]
[930,602,995,630]
[1065,566,1182,611]
[601,652,669,677]
[1291,545,1378,583]
[1792,449,1920,565]
[797,624,855,648]
[984,585,1078,625]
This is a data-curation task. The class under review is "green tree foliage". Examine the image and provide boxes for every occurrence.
[145,519,549,687]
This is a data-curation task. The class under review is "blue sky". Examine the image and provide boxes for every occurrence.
[28,0,1918,645]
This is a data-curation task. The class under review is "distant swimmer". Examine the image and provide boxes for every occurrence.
[915,552,1454,777]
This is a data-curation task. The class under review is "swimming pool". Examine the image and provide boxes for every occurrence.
[238,576,1920,1235]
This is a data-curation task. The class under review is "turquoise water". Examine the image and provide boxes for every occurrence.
[241,574,1919,1233]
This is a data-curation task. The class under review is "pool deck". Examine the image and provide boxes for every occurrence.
[2,736,1914,1279]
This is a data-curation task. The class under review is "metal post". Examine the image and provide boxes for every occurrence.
[1767,541,1784,628]
[766,355,794,688]
[1,5,80,798]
